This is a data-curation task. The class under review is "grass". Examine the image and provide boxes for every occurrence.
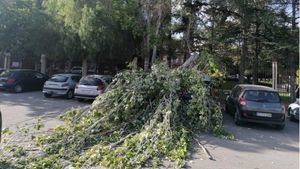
[279,92,291,106]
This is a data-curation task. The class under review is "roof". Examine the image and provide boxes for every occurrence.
[53,73,81,77]
[7,69,34,71]
[86,74,112,78]
[237,84,277,92]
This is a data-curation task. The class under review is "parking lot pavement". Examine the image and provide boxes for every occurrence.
[0,91,299,169]
[0,91,89,129]
[190,113,299,169]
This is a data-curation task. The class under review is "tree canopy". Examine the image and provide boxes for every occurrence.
[0,0,298,81]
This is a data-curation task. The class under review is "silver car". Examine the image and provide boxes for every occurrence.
[75,75,112,101]
[43,74,81,99]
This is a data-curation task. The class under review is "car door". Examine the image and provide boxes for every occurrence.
[21,71,35,90]
[30,72,45,90]
[34,72,46,90]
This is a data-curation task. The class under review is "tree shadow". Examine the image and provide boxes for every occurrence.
[0,90,89,128]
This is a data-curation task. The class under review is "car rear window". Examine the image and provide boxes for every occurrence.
[49,75,68,82]
[243,90,280,103]
[102,77,112,84]
[79,77,103,86]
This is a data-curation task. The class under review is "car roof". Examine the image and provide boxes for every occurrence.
[86,74,112,78]
[236,84,277,92]
[7,69,34,72]
[53,73,81,77]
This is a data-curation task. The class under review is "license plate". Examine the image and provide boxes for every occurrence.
[256,112,272,117]
[0,83,3,87]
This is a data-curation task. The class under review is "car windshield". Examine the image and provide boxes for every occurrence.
[49,75,68,82]
[243,90,280,103]
[80,76,103,86]
[0,71,14,77]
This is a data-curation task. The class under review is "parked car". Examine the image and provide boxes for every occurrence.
[74,75,112,101]
[0,68,5,74]
[43,74,81,99]
[287,88,299,121]
[99,75,113,84]
[225,84,285,129]
[70,66,82,74]
[288,99,299,121]
[0,69,48,93]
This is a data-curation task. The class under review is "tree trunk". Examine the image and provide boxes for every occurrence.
[144,39,150,72]
[143,0,151,72]
[179,52,199,69]
[210,3,215,54]
[4,53,11,69]
[182,0,194,61]
[239,25,247,84]
[253,22,260,85]
[151,0,163,66]
[82,57,88,76]
[290,0,297,102]
[40,54,46,74]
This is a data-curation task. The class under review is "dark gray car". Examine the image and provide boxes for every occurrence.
[225,84,285,129]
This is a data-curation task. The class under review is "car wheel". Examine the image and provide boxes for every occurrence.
[14,84,23,93]
[77,98,85,102]
[275,123,285,130]
[234,108,242,126]
[44,93,52,98]
[66,90,74,99]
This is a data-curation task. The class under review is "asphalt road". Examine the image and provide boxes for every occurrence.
[0,91,299,169]
[0,91,88,129]
[190,111,299,169]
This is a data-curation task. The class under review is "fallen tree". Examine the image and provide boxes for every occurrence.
[0,64,232,169]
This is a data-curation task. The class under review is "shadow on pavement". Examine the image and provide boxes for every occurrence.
[0,90,89,122]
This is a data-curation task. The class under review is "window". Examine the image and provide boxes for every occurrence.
[243,90,280,103]
[23,72,34,79]
[34,72,43,78]
[49,75,68,82]
[79,77,103,86]
[71,76,81,82]
[0,70,14,77]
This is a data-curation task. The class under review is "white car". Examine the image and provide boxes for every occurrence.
[75,75,112,101]
[43,74,81,99]
[288,98,299,121]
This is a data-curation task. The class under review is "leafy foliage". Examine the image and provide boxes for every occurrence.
[0,64,231,168]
